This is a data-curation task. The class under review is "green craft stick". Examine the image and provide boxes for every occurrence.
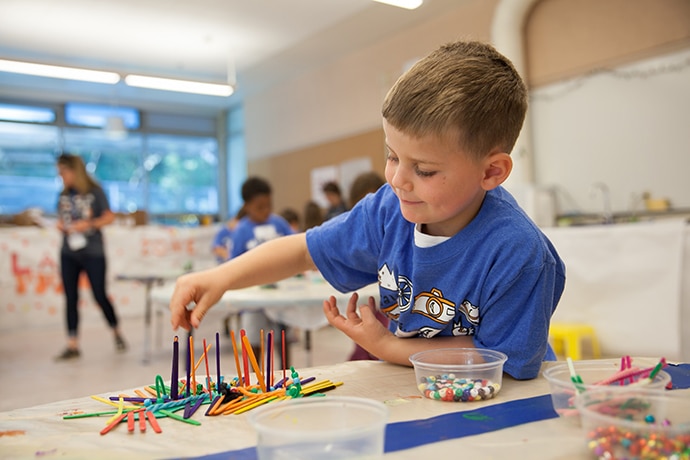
[158,409,201,426]
[63,410,118,419]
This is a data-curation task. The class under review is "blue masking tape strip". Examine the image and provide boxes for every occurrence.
[385,394,557,453]
[665,363,690,389]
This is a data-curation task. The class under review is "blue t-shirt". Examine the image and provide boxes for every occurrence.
[212,225,234,263]
[306,184,565,379]
[231,214,294,258]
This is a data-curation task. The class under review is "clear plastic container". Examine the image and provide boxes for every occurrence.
[543,359,671,420]
[575,387,690,459]
[248,396,388,460]
[408,348,507,402]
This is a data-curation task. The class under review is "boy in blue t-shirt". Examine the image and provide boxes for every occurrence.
[169,40,565,379]
[229,177,294,342]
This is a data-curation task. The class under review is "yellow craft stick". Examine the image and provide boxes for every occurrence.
[233,395,279,415]
[241,335,267,393]
[90,395,140,411]
[224,393,272,415]
[105,396,124,425]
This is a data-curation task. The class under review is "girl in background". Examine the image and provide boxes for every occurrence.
[55,153,126,360]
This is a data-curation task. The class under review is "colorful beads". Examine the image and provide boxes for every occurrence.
[585,425,690,459]
[418,374,500,402]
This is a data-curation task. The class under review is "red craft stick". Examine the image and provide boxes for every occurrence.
[146,411,162,433]
[127,411,135,432]
[139,411,146,432]
[100,413,127,435]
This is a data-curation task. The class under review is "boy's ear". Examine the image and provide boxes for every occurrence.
[480,152,512,190]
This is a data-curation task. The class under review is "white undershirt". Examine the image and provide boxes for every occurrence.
[414,223,451,248]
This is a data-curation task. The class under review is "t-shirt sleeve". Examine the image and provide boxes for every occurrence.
[91,187,110,217]
[306,192,383,293]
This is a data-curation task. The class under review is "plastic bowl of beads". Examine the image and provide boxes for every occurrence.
[408,348,508,402]
[574,387,690,459]
[543,359,671,419]
[248,396,388,460]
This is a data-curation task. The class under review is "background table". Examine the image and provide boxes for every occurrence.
[117,270,185,364]
[151,274,379,366]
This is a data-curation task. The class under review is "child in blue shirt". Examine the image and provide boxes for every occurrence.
[169,40,565,379]
[229,177,294,342]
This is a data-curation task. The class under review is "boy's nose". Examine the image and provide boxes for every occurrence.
[389,167,411,192]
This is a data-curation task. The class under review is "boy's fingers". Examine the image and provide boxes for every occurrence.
[345,292,359,319]
[323,298,342,326]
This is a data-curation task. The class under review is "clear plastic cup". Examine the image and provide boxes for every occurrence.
[248,396,388,459]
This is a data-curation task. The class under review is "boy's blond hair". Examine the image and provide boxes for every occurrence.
[382,40,527,161]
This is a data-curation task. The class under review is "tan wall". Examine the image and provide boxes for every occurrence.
[248,0,690,216]
[525,0,690,87]
[249,129,386,215]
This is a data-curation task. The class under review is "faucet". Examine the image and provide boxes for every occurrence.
[590,182,613,224]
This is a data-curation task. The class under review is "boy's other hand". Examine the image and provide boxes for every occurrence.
[323,292,390,356]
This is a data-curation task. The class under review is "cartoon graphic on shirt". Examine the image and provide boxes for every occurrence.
[378,264,396,291]
[377,263,480,339]
[452,300,479,336]
[411,288,456,324]
[459,300,479,325]
[379,263,402,320]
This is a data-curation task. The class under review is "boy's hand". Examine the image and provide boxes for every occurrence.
[169,271,224,331]
[323,292,391,356]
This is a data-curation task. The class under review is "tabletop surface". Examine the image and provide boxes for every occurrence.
[5,359,685,459]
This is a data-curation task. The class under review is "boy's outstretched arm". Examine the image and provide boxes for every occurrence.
[170,233,315,331]
[323,293,475,366]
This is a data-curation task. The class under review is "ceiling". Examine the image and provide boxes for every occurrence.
[0,0,464,116]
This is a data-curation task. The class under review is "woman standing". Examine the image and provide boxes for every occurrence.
[55,153,126,360]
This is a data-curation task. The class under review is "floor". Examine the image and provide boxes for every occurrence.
[0,312,354,412]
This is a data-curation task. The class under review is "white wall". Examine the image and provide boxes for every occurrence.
[244,0,689,219]
[531,47,690,215]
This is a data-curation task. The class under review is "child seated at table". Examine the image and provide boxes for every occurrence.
[230,177,294,345]
[169,40,565,380]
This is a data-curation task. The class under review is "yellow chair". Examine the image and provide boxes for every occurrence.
[549,323,601,360]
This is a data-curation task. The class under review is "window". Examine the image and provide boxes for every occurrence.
[0,103,55,123]
[0,101,238,222]
[62,128,145,212]
[65,103,140,130]
[0,122,60,214]
[147,134,219,214]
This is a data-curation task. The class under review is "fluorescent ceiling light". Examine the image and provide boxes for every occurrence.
[125,74,234,97]
[372,0,423,9]
[0,59,120,84]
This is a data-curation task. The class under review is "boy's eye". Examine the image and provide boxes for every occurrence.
[415,167,436,178]
[386,153,398,163]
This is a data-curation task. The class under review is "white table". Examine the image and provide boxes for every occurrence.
[116,270,185,364]
[3,359,686,459]
[151,274,379,366]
